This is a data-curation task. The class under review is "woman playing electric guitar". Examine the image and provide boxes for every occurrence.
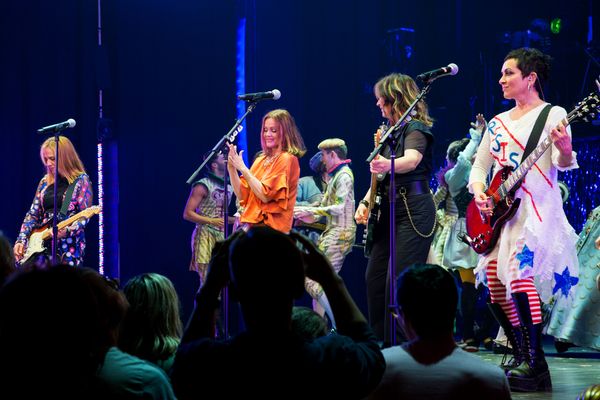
[468,48,579,392]
[354,73,436,344]
[14,136,93,267]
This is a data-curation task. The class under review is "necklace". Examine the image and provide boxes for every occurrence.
[262,152,281,170]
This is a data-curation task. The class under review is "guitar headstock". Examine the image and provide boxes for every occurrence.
[81,205,101,218]
[568,91,600,124]
[375,124,387,146]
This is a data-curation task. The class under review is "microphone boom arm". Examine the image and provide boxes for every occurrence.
[366,83,431,163]
[186,101,258,185]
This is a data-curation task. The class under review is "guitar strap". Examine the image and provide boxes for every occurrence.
[521,104,553,162]
[58,181,78,221]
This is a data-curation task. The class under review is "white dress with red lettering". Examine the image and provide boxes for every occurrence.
[468,103,579,303]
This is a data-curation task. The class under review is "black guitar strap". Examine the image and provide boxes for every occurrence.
[58,181,77,220]
[521,104,553,162]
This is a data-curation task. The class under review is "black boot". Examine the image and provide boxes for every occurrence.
[476,290,496,351]
[460,282,479,345]
[487,302,523,371]
[507,292,552,392]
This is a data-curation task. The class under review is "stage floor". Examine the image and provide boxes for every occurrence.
[474,340,600,399]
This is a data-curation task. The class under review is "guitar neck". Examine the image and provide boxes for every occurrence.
[368,127,384,208]
[501,115,570,196]
[41,206,99,240]
[369,173,378,207]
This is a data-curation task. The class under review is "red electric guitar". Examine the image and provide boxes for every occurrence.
[464,92,599,254]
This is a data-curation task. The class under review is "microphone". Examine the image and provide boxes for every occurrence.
[37,119,76,134]
[416,64,459,83]
[238,89,281,102]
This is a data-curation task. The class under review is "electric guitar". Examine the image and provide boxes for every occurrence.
[464,92,599,254]
[363,125,386,257]
[18,206,100,265]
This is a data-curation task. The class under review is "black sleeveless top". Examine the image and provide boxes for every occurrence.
[43,176,69,212]
[381,120,434,191]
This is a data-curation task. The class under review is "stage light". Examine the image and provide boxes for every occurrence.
[551,18,562,34]
[97,143,105,275]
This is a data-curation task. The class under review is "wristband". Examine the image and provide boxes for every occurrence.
[359,199,369,208]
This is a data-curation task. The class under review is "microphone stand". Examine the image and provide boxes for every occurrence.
[366,82,431,347]
[186,100,259,338]
[37,129,68,266]
[51,133,60,265]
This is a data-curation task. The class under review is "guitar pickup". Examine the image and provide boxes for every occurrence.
[479,212,487,224]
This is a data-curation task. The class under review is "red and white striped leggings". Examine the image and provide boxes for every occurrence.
[487,260,542,326]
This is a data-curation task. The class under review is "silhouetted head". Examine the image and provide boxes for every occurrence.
[395,264,458,338]
[0,263,99,397]
[229,226,305,305]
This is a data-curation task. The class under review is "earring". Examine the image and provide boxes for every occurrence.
[528,83,531,92]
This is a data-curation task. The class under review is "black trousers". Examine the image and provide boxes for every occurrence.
[365,193,435,342]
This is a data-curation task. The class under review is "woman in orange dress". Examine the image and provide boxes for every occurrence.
[227,109,306,233]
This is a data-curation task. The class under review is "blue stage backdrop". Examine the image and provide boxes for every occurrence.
[1,0,598,326]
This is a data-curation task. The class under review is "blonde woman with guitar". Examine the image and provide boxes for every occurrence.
[14,136,93,266]
[467,48,581,392]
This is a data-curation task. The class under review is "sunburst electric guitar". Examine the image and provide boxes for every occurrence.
[464,92,599,255]
[18,205,100,265]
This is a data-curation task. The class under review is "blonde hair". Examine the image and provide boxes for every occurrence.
[318,138,347,160]
[374,73,434,128]
[260,109,306,158]
[40,136,86,185]
[117,273,183,363]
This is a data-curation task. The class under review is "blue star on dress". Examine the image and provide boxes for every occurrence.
[553,266,579,297]
[515,245,534,270]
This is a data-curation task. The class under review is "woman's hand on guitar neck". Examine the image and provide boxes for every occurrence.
[370,156,391,174]
[549,123,573,167]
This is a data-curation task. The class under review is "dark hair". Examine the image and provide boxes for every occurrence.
[229,226,305,301]
[435,138,471,188]
[291,306,328,339]
[447,138,470,164]
[396,264,458,337]
[504,47,552,93]
[529,18,550,36]
[203,151,220,172]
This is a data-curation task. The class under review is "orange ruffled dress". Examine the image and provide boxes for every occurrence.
[239,152,300,233]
